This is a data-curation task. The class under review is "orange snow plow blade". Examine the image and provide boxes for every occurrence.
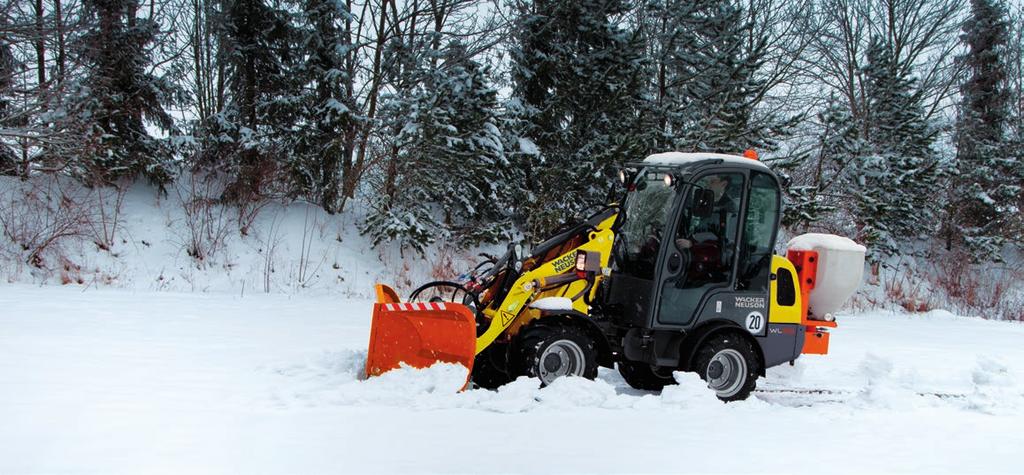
[365,284,477,382]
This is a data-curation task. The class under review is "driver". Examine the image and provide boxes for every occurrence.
[675,175,737,277]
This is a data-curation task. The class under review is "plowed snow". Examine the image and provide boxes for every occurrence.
[1,285,1021,473]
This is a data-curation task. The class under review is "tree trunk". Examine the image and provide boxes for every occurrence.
[34,0,46,88]
[55,0,65,83]
[192,0,207,120]
[337,0,358,212]
[349,0,389,199]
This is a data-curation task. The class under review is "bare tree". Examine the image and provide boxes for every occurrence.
[803,0,965,124]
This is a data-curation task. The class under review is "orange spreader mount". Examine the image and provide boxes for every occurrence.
[787,250,837,355]
[365,284,477,385]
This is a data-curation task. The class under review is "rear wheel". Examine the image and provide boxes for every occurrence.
[617,360,677,391]
[515,322,598,386]
[692,333,760,402]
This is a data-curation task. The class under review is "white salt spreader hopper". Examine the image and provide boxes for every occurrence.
[785,233,867,353]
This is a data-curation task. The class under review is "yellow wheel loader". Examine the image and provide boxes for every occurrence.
[365,151,865,401]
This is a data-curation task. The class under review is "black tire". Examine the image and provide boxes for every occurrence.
[617,360,677,391]
[472,343,514,390]
[692,333,761,402]
[515,321,598,386]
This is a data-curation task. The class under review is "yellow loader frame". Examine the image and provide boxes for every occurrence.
[474,213,617,353]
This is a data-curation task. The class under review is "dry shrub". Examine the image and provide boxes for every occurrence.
[428,242,462,281]
[928,252,1021,319]
[0,176,92,268]
[385,257,414,292]
[880,263,935,313]
[1003,303,1024,322]
[237,195,270,237]
[296,206,329,288]
[174,173,233,265]
[851,252,1023,320]
[86,179,129,251]
[262,212,284,293]
[58,256,84,285]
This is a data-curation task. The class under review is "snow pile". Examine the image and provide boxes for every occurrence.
[854,353,926,410]
[2,286,1023,473]
[528,296,574,311]
[269,351,733,413]
[659,373,730,409]
[968,357,1022,414]
[268,350,471,408]
[270,349,1024,417]
[643,151,769,169]
[787,232,867,253]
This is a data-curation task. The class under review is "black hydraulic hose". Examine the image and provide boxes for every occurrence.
[572,273,596,305]
[408,280,482,316]
[409,280,464,300]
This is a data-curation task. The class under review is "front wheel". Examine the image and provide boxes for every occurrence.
[515,322,598,386]
[692,333,761,402]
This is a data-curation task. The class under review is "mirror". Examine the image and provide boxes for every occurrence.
[692,188,715,218]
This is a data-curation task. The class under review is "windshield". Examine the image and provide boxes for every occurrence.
[617,170,677,279]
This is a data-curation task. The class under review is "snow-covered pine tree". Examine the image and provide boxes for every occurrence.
[644,0,802,233]
[783,97,861,230]
[289,0,363,213]
[362,41,509,252]
[201,0,301,202]
[951,0,1020,258]
[0,38,17,176]
[645,0,794,154]
[849,36,941,257]
[58,0,176,186]
[507,0,651,238]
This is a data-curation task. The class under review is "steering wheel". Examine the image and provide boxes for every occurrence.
[646,222,663,242]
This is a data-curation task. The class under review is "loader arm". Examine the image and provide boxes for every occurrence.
[475,214,617,353]
[364,210,618,381]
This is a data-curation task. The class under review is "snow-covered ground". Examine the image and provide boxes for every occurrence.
[0,176,487,297]
[1,284,1022,474]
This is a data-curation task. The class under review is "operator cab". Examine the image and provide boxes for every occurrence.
[608,152,782,344]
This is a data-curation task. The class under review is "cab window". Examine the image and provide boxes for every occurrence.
[737,171,780,291]
[617,171,676,279]
[674,172,744,289]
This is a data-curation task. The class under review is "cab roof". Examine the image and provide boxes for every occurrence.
[641,152,769,170]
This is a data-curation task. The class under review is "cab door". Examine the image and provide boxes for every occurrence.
[655,171,746,327]
[654,169,781,334]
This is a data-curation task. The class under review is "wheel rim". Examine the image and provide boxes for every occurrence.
[705,348,747,397]
[538,339,586,385]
